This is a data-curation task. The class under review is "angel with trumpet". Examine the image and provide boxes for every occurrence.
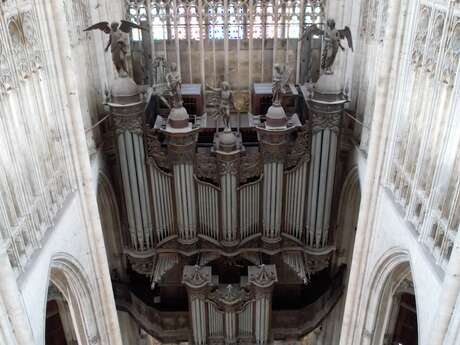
[84,20,145,76]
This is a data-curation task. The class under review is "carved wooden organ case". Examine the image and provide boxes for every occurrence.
[106,80,349,344]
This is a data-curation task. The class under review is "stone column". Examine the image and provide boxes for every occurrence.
[109,77,153,250]
[305,88,346,249]
[163,106,199,244]
[248,265,278,345]
[46,1,124,344]
[257,105,293,244]
[214,128,243,245]
[182,265,213,345]
[0,247,35,345]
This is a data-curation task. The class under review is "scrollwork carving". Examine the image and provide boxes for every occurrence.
[113,115,143,134]
[218,158,239,176]
[286,125,310,169]
[240,152,262,183]
[144,129,169,170]
[195,152,218,182]
[312,113,341,132]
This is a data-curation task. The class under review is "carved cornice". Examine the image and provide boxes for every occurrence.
[311,112,341,132]
[165,131,198,164]
[113,114,143,134]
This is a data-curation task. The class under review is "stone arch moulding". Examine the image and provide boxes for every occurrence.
[359,248,419,345]
[44,253,107,345]
[96,171,125,279]
[335,166,361,268]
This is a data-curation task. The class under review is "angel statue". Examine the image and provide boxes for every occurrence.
[206,81,234,129]
[272,64,290,105]
[84,21,144,76]
[301,18,353,75]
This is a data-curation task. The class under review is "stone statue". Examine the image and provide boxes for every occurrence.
[165,62,182,108]
[206,81,234,128]
[301,18,353,75]
[272,64,290,105]
[84,20,144,77]
[152,56,168,86]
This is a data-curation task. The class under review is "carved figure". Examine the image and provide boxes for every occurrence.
[206,81,234,128]
[84,21,144,76]
[301,19,353,75]
[152,56,168,86]
[272,64,290,105]
[165,62,182,107]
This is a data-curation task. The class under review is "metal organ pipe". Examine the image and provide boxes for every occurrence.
[110,94,153,251]
[305,94,345,248]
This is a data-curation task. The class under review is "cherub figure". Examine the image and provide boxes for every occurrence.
[301,18,353,75]
[206,81,234,128]
[272,64,290,105]
[84,20,144,76]
[165,62,182,108]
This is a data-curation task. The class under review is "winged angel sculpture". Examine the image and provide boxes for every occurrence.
[84,21,144,76]
[302,19,353,75]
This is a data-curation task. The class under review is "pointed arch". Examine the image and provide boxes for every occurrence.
[96,172,125,280]
[44,253,107,345]
[362,248,419,345]
[335,167,361,270]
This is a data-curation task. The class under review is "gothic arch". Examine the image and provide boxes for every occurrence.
[335,167,361,270]
[44,253,105,345]
[362,248,418,345]
[96,172,125,279]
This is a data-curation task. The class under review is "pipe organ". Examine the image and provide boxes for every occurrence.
[107,75,350,344]
[109,78,153,250]
[182,265,278,345]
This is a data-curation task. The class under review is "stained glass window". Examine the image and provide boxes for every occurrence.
[286,3,301,38]
[265,3,275,39]
[252,3,264,39]
[305,1,323,25]
[128,4,142,41]
[151,5,168,40]
[189,6,201,40]
[140,1,324,41]
[172,5,187,39]
[208,3,225,39]
[228,3,244,39]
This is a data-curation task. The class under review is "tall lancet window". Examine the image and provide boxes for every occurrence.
[189,5,201,40]
[284,1,301,39]
[172,4,187,39]
[252,2,264,39]
[127,3,143,41]
[208,2,225,39]
[265,3,275,38]
[228,2,244,39]
[151,2,168,40]
[305,0,323,25]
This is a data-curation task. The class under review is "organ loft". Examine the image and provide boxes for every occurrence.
[100,3,354,343]
[7,0,457,344]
